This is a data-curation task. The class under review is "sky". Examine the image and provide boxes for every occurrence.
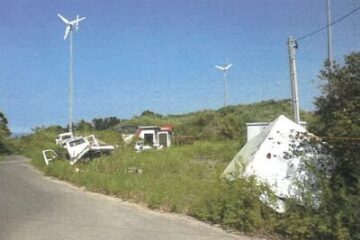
[1,0,360,133]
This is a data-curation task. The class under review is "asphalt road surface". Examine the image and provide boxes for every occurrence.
[0,156,263,240]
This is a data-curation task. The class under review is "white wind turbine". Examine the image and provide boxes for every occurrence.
[58,13,86,133]
[215,63,233,107]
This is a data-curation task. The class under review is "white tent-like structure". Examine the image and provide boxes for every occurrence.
[222,115,313,212]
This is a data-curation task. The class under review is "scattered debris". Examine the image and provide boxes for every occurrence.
[42,149,58,165]
[134,140,163,152]
[43,133,115,165]
[126,167,143,174]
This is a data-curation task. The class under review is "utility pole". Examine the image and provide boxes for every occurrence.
[287,36,300,124]
[327,0,333,70]
[68,30,73,133]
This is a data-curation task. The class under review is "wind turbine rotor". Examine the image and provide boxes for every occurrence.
[58,13,86,39]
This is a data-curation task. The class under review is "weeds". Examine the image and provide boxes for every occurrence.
[17,128,278,236]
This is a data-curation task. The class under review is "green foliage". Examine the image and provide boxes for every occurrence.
[282,52,360,239]
[314,53,360,137]
[0,111,12,154]
[0,112,11,136]
[17,126,64,168]
[18,128,279,235]
[189,178,275,233]
[140,110,163,118]
[119,99,314,142]
[312,52,360,240]
[92,116,121,130]
[75,120,93,132]
[16,99,317,238]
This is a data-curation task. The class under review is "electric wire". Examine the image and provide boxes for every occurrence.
[317,136,360,142]
[297,4,360,41]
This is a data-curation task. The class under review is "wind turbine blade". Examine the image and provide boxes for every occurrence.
[64,26,70,40]
[71,17,86,25]
[225,64,233,70]
[57,13,70,24]
[215,65,224,71]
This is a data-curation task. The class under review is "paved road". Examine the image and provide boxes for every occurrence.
[0,156,262,240]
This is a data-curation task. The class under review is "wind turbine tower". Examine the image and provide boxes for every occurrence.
[215,63,233,107]
[58,13,86,133]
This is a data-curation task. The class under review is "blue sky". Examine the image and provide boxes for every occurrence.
[1,0,360,133]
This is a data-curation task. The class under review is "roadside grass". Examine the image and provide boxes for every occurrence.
[18,128,278,236]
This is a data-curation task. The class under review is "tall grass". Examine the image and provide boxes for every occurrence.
[18,128,279,236]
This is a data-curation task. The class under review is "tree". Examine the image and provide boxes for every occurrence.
[0,112,10,136]
[311,52,360,239]
[140,110,163,118]
[0,111,11,154]
[92,116,121,130]
[75,120,93,132]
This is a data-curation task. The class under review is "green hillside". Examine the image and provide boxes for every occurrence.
[121,99,315,142]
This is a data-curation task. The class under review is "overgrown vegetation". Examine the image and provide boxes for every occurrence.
[81,99,314,143]
[127,99,314,142]
[279,53,360,240]
[17,100,303,237]
[0,111,13,155]
[14,52,360,239]
[18,127,279,236]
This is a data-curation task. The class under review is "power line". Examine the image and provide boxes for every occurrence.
[314,136,360,142]
[297,4,360,41]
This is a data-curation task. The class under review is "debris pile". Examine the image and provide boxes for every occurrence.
[117,125,173,151]
[43,132,115,165]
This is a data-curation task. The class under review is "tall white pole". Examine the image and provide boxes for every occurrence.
[327,0,333,70]
[68,30,73,133]
[287,36,300,124]
[223,72,227,107]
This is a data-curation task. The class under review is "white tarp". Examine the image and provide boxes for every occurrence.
[222,115,311,212]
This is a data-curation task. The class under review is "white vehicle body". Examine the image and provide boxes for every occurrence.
[134,140,152,152]
[65,137,91,164]
[65,135,115,165]
[55,132,74,146]
[42,149,58,165]
[45,134,115,165]
[134,140,163,152]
